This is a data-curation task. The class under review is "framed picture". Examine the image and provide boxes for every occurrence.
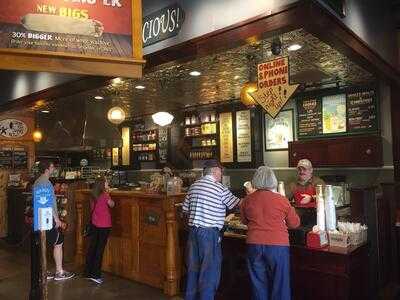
[265,109,294,151]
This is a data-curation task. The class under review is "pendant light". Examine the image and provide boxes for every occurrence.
[152,112,174,126]
[107,106,126,124]
[32,128,43,143]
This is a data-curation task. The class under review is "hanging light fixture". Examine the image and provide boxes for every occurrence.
[240,82,257,106]
[32,129,43,143]
[152,112,174,126]
[107,106,126,124]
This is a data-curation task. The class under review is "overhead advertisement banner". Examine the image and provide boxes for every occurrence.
[250,56,299,118]
[0,0,134,58]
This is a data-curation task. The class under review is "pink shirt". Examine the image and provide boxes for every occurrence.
[91,192,112,228]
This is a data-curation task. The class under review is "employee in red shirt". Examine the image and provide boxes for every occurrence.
[240,166,300,300]
[288,159,325,208]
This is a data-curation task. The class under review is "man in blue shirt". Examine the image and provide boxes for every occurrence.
[33,160,74,281]
[183,160,240,299]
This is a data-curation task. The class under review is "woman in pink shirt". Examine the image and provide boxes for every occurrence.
[85,177,114,284]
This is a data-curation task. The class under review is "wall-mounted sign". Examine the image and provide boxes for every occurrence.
[347,89,377,133]
[297,87,378,139]
[0,0,143,77]
[250,57,299,118]
[143,3,185,47]
[158,128,168,163]
[121,127,130,166]
[322,94,346,134]
[13,150,28,169]
[265,109,294,150]
[0,119,28,138]
[236,110,252,162]
[112,147,119,166]
[219,112,233,163]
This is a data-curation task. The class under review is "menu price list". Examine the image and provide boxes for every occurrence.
[297,98,323,137]
[0,151,12,168]
[347,90,377,133]
[13,151,28,169]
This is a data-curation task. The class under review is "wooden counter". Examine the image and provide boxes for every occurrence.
[75,189,185,296]
[218,233,369,300]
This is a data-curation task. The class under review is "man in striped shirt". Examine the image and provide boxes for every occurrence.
[182,160,240,300]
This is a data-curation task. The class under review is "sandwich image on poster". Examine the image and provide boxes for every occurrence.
[21,13,104,37]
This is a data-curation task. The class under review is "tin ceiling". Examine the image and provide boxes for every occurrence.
[36,28,374,118]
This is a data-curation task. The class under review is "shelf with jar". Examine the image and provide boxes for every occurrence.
[191,137,218,147]
[136,152,157,162]
[132,143,157,152]
[132,129,158,143]
[184,123,217,137]
[189,149,216,160]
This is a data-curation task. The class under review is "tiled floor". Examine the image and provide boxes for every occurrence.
[0,241,181,300]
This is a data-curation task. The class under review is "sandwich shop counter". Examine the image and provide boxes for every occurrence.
[74,187,371,299]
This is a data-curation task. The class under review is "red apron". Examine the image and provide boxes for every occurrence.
[293,183,316,208]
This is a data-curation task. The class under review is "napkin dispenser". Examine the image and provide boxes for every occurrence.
[306,230,328,249]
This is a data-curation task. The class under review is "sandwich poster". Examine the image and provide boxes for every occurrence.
[0,0,134,58]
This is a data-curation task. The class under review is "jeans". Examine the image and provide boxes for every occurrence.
[185,226,222,300]
[85,226,111,279]
[247,244,291,300]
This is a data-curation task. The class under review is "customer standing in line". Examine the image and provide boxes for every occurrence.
[85,177,114,284]
[34,160,75,281]
[240,166,300,300]
[182,160,241,300]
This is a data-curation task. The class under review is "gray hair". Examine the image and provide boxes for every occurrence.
[251,166,278,190]
[203,167,214,176]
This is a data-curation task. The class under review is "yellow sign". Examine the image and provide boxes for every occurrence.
[219,112,234,163]
[112,148,119,166]
[250,56,299,118]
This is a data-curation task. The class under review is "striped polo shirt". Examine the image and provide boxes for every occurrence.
[182,175,240,230]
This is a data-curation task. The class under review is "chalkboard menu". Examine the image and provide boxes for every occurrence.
[13,151,28,169]
[347,90,377,133]
[297,87,378,139]
[0,151,13,168]
[297,98,323,137]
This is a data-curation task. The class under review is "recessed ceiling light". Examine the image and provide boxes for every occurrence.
[287,44,302,51]
[189,71,201,76]
[94,96,104,100]
[135,85,145,90]
[41,110,50,113]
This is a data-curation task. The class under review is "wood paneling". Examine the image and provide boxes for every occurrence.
[75,190,184,296]
[289,135,383,167]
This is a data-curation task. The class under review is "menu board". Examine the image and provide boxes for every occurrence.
[219,112,234,163]
[297,98,323,137]
[158,128,168,163]
[0,151,13,168]
[13,151,28,169]
[297,87,378,139]
[236,110,252,162]
[0,0,134,58]
[347,90,377,133]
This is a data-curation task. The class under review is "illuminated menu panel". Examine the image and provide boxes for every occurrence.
[236,110,252,162]
[219,112,234,163]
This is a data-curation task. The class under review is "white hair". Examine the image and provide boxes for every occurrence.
[251,166,278,191]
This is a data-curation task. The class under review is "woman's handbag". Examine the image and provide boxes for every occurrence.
[83,199,97,237]
[83,223,94,237]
